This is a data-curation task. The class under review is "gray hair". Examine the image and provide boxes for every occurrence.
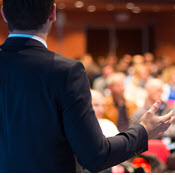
[106,72,126,87]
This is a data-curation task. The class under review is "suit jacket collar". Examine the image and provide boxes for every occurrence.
[0,37,47,50]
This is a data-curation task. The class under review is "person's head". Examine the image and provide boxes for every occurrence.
[1,0,56,33]
[106,72,126,97]
[106,55,117,66]
[132,55,144,65]
[101,65,114,78]
[145,78,163,103]
[117,59,130,73]
[144,52,154,63]
[122,54,132,64]
[162,66,175,85]
[132,64,150,88]
[96,56,106,66]
[81,54,93,66]
[134,64,150,82]
[91,89,105,119]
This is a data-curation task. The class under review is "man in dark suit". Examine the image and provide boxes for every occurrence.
[0,0,174,173]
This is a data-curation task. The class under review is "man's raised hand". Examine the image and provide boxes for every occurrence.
[140,100,175,139]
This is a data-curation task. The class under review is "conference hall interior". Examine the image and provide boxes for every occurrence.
[1,0,175,173]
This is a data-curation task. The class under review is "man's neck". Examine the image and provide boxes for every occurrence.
[9,30,48,41]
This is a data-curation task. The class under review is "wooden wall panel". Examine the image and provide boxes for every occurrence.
[1,11,175,62]
[154,12,175,63]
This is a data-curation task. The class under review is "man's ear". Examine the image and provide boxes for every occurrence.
[1,6,7,23]
[49,3,56,22]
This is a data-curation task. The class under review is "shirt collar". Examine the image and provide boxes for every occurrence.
[8,34,47,48]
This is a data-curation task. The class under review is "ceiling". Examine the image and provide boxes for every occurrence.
[55,0,175,13]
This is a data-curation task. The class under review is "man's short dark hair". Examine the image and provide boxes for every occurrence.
[3,0,55,31]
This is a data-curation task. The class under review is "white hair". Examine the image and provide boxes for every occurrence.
[145,78,163,91]
[106,72,126,87]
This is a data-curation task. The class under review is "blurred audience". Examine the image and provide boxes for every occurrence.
[106,55,118,68]
[144,52,154,63]
[162,56,173,69]
[162,66,175,107]
[96,56,106,67]
[132,54,145,65]
[116,54,132,75]
[144,52,157,77]
[130,78,175,138]
[92,64,114,96]
[127,54,145,80]
[103,73,137,132]
[80,51,175,173]
[91,89,119,137]
[80,54,101,88]
[91,90,120,173]
[124,64,150,107]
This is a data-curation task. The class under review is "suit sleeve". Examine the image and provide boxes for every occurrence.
[60,61,148,172]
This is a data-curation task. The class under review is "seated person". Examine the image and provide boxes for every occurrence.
[130,78,175,138]
[103,72,138,132]
[91,89,119,137]
[162,66,175,107]
[124,64,151,107]
[92,64,114,96]
[87,89,119,173]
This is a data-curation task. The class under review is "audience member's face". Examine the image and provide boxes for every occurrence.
[170,70,175,85]
[91,92,105,119]
[83,55,93,65]
[111,80,124,96]
[139,67,150,81]
[123,54,132,63]
[102,66,114,78]
[119,60,130,71]
[133,55,144,65]
[162,57,172,67]
[147,84,163,102]
[144,53,154,63]
[107,56,117,66]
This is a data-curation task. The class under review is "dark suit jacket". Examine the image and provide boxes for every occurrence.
[0,37,148,173]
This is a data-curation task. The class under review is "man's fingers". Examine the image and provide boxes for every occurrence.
[170,116,175,123]
[161,110,174,123]
[165,116,175,126]
[147,100,161,115]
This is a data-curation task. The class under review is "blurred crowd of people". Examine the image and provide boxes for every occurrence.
[77,52,175,173]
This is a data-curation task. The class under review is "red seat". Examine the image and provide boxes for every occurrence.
[142,140,170,164]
